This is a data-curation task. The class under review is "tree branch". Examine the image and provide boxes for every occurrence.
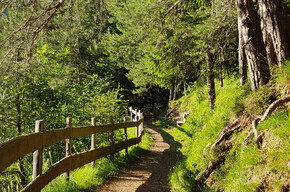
[164,0,184,16]
[28,0,66,61]
[0,0,14,14]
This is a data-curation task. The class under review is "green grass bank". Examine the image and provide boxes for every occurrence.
[164,64,289,191]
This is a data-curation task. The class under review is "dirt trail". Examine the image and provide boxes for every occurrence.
[94,118,182,192]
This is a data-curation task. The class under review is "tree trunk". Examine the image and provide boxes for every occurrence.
[237,0,270,91]
[16,94,22,136]
[258,0,289,67]
[173,79,182,101]
[206,51,215,112]
[168,82,174,106]
[183,82,187,96]
[237,5,248,86]
[218,64,223,88]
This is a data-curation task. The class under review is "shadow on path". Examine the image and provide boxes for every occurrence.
[135,118,183,192]
[95,118,183,192]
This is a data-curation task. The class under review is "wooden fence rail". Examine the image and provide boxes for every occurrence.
[0,107,143,192]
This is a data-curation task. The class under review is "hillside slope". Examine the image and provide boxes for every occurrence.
[166,64,289,192]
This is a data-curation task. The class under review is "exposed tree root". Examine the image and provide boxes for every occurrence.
[195,161,219,182]
[259,96,290,122]
[245,95,290,146]
[210,119,240,151]
[197,96,290,184]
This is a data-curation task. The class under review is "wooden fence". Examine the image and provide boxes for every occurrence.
[0,107,143,192]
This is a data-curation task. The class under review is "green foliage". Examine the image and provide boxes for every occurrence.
[169,161,197,192]
[1,0,288,191]
[219,144,262,191]
[272,61,290,96]
[167,78,247,189]
[243,62,290,115]
[244,85,275,115]
[216,110,289,192]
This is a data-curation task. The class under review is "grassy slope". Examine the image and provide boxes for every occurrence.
[167,64,289,191]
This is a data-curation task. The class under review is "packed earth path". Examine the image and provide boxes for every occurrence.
[93,118,183,192]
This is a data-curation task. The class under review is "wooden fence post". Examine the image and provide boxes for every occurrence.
[136,111,139,138]
[32,120,44,180]
[140,113,144,143]
[134,109,138,122]
[91,117,96,166]
[109,116,114,161]
[123,117,128,155]
[138,110,142,137]
[65,117,72,180]
[129,107,133,120]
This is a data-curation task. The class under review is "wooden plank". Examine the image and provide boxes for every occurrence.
[21,136,143,192]
[71,121,140,138]
[42,128,72,148]
[0,133,41,173]
[0,119,143,174]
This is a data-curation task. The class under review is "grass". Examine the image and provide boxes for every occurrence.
[163,78,248,191]
[217,110,289,192]
[42,129,152,192]
[165,63,290,192]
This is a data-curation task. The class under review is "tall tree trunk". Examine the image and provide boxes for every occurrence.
[237,6,248,86]
[237,0,270,91]
[258,0,289,67]
[206,51,215,112]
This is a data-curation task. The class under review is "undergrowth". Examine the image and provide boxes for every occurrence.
[42,130,152,192]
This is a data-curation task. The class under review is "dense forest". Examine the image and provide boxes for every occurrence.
[0,0,289,191]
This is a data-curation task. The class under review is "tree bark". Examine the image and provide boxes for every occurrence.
[206,51,215,112]
[258,0,289,67]
[168,81,174,106]
[183,82,187,96]
[173,79,182,101]
[237,6,248,86]
[218,64,223,88]
[237,0,270,91]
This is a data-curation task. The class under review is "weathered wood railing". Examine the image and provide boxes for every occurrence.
[0,107,143,192]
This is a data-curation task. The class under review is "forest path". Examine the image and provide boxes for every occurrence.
[93,118,182,192]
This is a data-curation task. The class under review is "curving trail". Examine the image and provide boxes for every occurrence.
[93,118,182,192]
